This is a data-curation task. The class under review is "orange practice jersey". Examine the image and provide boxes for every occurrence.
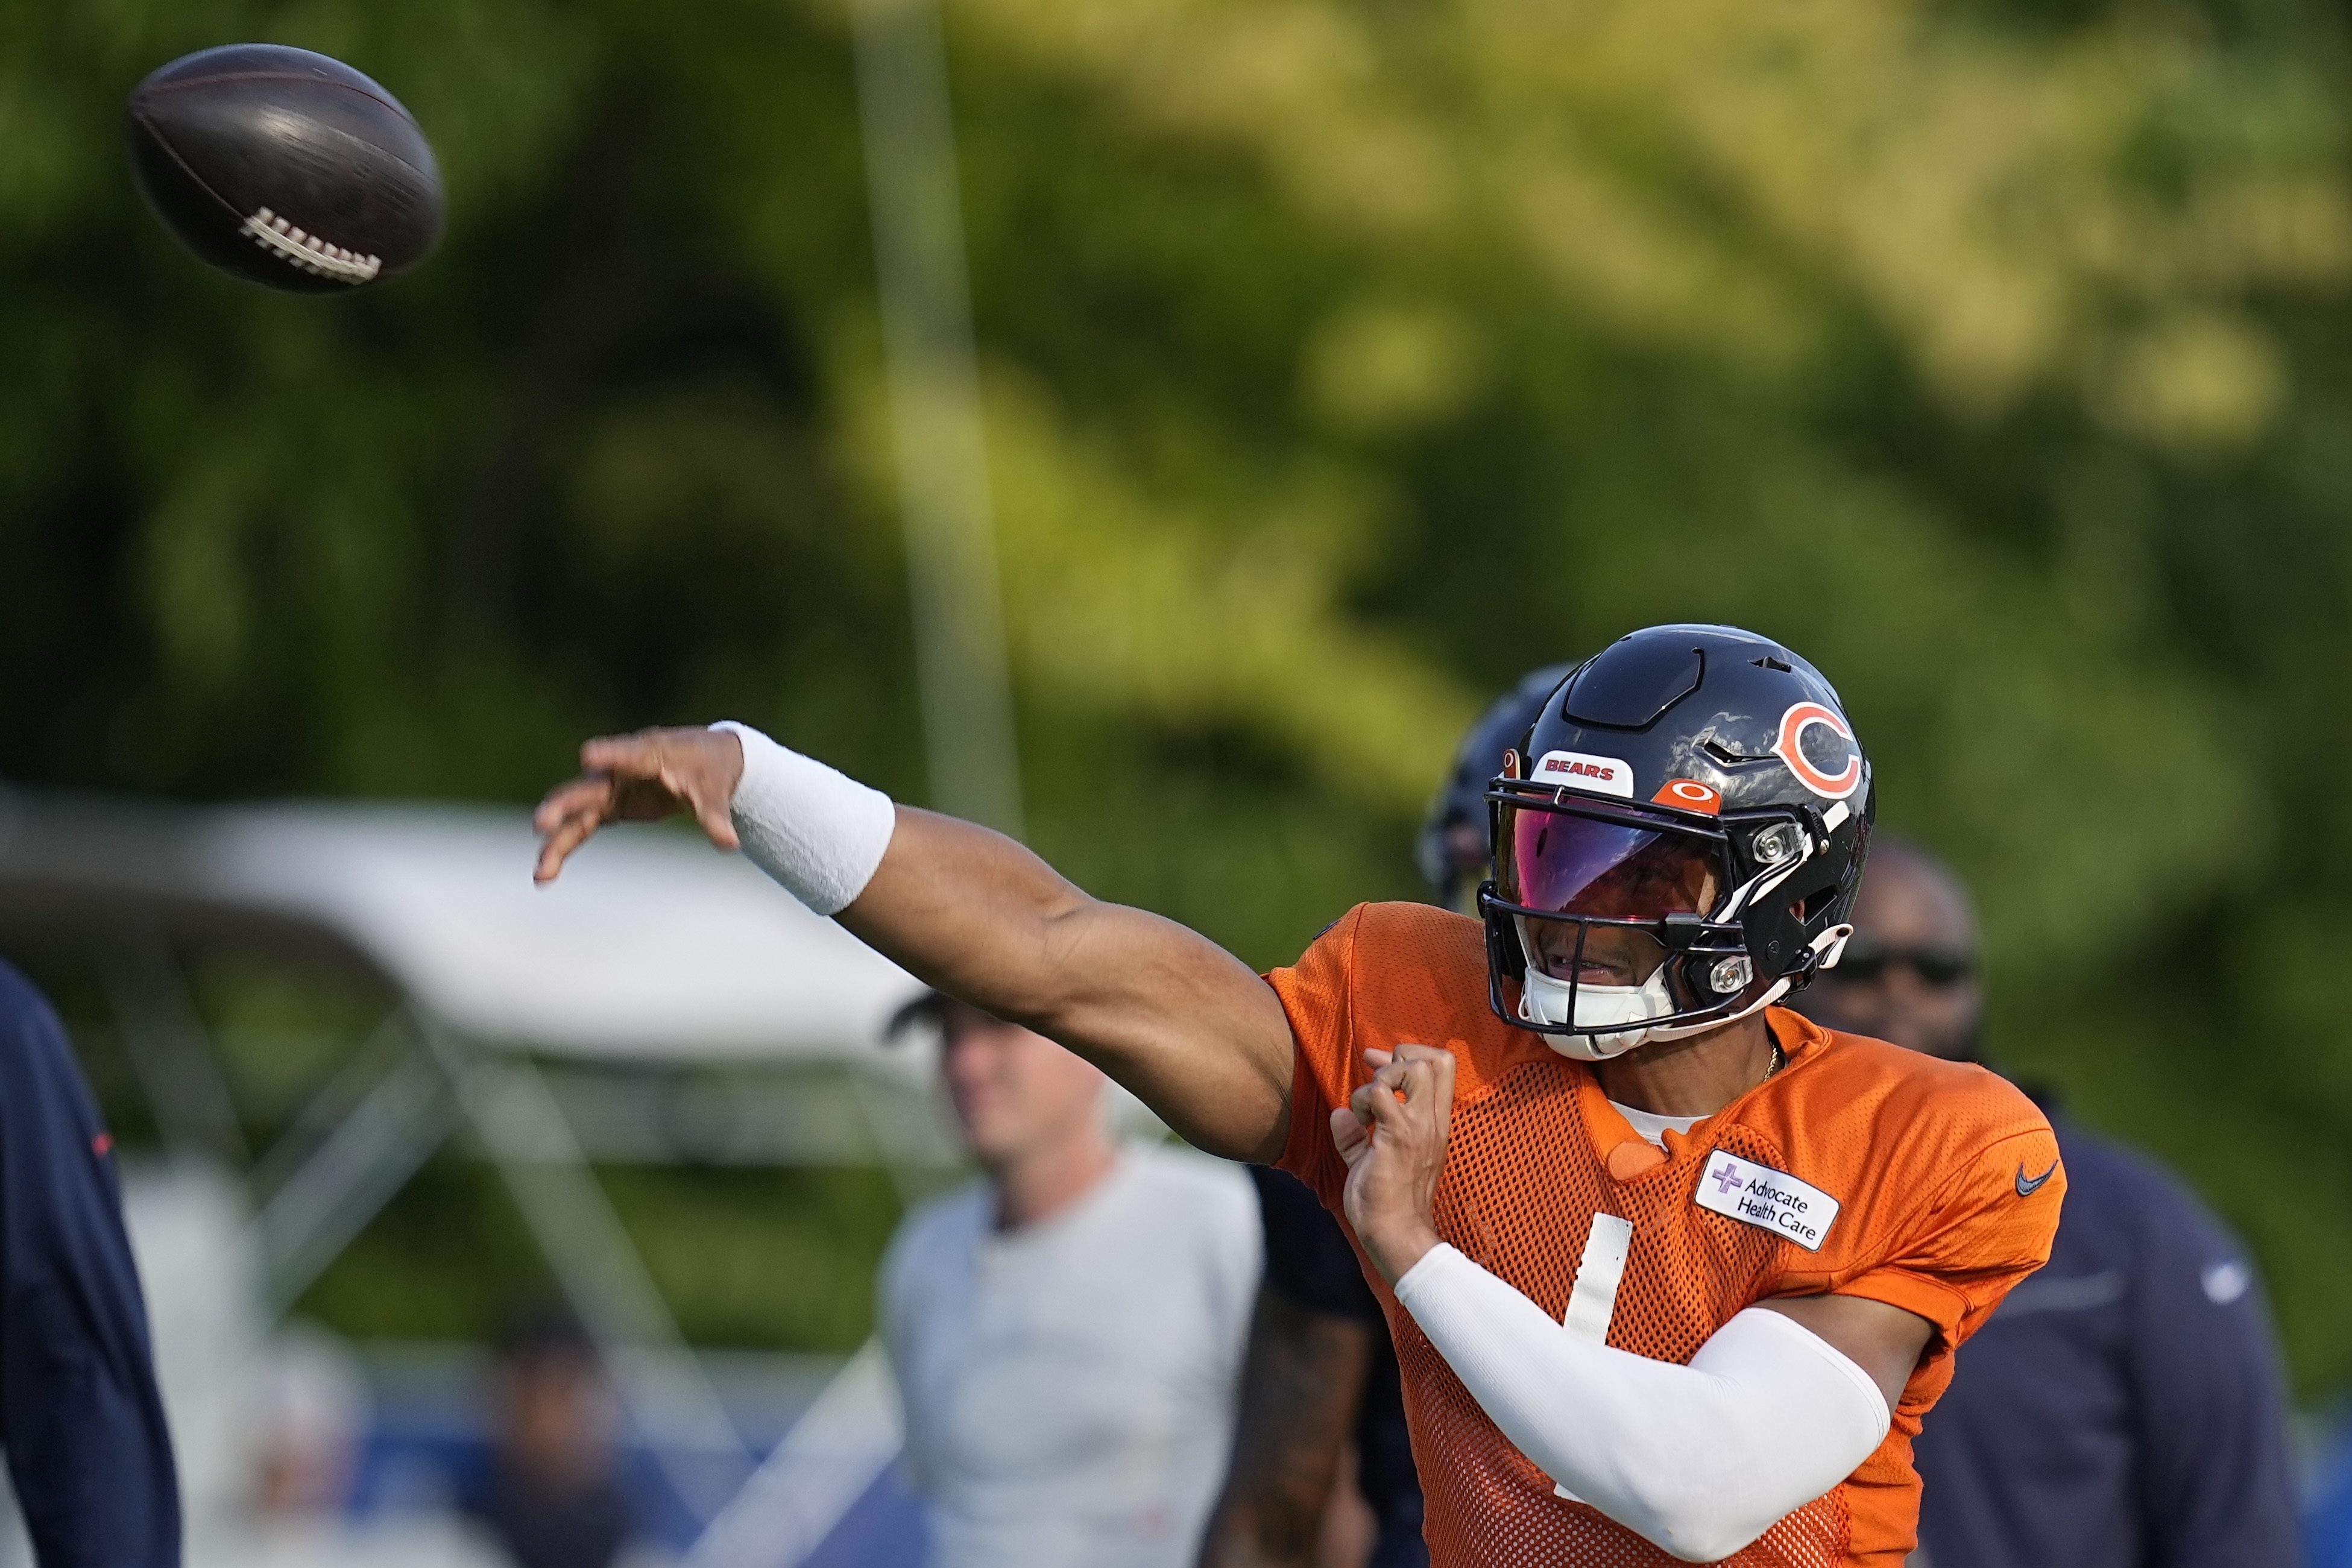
[1268,902,2063,1568]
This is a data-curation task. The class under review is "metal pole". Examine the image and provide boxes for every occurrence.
[250,1042,458,1311]
[683,1339,903,1568]
[420,1022,752,1524]
[102,933,251,1168]
[851,0,1025,838]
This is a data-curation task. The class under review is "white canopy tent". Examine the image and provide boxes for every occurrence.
[212,805,934,1068]
[0,788,947,1563]
[0,792,932,1068]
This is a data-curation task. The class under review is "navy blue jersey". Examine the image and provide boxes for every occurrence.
[1913,1115,2298,1568]
[1250,1165,1425,1568]
[0,960,179,1567]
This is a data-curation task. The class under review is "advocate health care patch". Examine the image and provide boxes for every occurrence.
[1694,1151,1841,1252]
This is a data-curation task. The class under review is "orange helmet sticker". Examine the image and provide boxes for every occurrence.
[1651,779,1723,814]
[1772,701,1862,800]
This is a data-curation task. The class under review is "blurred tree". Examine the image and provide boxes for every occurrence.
[5,0,2352,1390]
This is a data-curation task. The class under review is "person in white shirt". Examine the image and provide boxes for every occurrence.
[880,992,1261,1568]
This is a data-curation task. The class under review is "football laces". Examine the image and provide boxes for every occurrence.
[241,207,381,285]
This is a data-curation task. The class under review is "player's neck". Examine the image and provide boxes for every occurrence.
[987,1116,1120,1232]
[1592,1012,1779,1118]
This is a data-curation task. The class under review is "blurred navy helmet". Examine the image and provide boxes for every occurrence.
[1418,663,1577,911]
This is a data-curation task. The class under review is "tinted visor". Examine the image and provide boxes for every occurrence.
[1498,804,1725,921]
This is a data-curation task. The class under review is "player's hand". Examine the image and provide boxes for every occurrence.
[1332,1044,1454,1284]
[532,726,745,884]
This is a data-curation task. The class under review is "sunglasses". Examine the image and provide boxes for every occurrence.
[1826,940,1975,988]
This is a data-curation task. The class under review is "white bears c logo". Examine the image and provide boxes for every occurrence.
[1771,702,1861,799]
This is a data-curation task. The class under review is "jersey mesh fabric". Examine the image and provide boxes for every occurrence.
[1268,902,2063,1568]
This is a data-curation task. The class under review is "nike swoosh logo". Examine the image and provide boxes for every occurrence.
[2016,1158,2059,1197]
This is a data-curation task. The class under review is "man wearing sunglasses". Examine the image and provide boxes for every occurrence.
[1792,839,2300,1568]
[533,624,2063,1567]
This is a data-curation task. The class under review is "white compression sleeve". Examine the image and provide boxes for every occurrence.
[1393,1243,1890,1563]
[709,722,897,916]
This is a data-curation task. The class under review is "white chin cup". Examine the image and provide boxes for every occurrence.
[1516,966,1672,1060]
[1512,915,1680,1061]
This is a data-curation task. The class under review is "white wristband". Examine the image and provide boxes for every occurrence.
[709,722,897,916]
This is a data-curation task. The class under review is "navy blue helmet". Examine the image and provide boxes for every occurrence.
[1478,625,1874,1059]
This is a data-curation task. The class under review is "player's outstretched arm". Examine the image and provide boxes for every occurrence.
[534,725,1296,1162]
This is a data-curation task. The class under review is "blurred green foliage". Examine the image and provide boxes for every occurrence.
[7,0,2352,1394]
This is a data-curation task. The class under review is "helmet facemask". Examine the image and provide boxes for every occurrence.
[1482,792,1809,1060]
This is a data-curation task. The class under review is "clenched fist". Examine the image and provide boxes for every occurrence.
[1333,1043,1455,1283]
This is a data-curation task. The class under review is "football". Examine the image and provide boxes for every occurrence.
[126,44,444,294]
